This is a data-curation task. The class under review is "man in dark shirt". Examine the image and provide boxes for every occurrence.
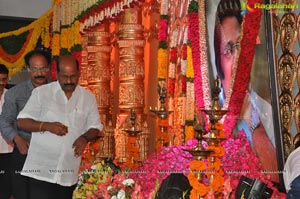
[0,49,51,199]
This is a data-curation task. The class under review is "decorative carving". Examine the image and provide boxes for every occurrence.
[119,47,144,57]
[278,52,297,91]
[88,83,110,110]
[283,0,297,13]
[296,14,300,47]
[293,133,300,148]
[137,121,150,162]
[119,59,145,80]
[283,131,292,160]
[294,92,300,133]
[272,14,280,55]
[87,61,111,83]
[119,82,144,109]
[279,91,294,131]
[85,22,113,160]
[280,13,297,53]
[96,120,115,160]
[115,8,149,167]
[297,54,300,86]
[118,40,145,47]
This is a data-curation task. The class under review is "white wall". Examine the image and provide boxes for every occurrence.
[0,0,51,18]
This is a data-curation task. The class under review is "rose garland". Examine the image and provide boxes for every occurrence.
[188,0,205,113]
[221,0,262,136]
[222,131,286,198]
[129,145,193,198]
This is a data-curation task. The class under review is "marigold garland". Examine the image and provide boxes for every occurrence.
[188,171,210,197]
[0,30,33,63]
[157,49,168,79]
[0,9,52,77]
[185,125,195,140]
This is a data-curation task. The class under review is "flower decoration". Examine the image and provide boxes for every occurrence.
[221,131,286,198]
[129,145,193,198]
[73,161,113,199]
[0,9,52,77]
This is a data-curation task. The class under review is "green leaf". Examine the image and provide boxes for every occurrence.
[0,31,29,55]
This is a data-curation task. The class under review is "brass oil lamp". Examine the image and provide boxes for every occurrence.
[122,109,142,137]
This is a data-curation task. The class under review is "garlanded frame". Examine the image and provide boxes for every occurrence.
[203,0,285,192]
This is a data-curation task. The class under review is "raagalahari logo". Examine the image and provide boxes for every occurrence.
[241,1,298,15]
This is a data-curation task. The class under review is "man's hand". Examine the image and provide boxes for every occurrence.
[13,134,29,155]
[72,136,88,157]
[43,122,68,136]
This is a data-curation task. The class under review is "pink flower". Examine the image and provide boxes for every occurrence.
[223,177,232,197]
[207,189,215,199]
[186,138,198,148]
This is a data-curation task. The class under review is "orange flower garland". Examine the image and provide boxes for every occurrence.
[185,125,195,141]
[51,33,61,57]
[157,48,168,79]
[188,159,210,197]
[0,30,33,63]
[0,9,52,77]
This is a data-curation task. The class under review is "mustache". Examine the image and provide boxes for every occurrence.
[34,76,46,79]
[63,83,75,86]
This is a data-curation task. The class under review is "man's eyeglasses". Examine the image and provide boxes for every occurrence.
[28,66,50,72]
[223,41,240,57]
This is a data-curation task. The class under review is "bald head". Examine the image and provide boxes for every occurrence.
[57,55,79,73]
[57,55,80,96]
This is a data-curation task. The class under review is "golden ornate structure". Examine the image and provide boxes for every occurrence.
[80,22,115,159]
[273,6,300,158]
[114,8,149,167]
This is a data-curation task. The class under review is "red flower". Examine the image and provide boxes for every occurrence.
[170,48,177,62]
[168,78,175,95]
[182,76,187,91]
[158,19,168,42]
[188,12,204,110]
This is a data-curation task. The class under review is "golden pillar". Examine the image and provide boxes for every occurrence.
[85,22,114,159]
[79,34,88,88]
[114,8,149,167]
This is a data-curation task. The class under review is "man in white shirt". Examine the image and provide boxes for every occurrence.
[0,49,52,199]
[283,146,300,198]
[0,64,13,199]
[17,55,103,199]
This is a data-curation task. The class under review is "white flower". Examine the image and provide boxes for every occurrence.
[107,185,112,191]
[117,189,126,199]
[122,178,134,186]
[111,196,117,199]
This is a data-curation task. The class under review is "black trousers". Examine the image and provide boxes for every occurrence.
[11,147,30,199]
[0,153,12,199]
[29,177,76,199]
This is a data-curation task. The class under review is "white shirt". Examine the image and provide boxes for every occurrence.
[283,147,300,192]
[17,81,102,186]
[0,89,14,153]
